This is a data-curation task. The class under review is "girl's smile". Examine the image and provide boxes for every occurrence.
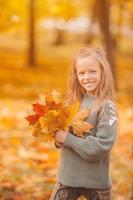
[76,56,101,96]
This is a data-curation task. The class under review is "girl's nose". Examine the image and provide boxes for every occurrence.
[84,73,91,80]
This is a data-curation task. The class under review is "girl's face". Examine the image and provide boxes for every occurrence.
[76,56,102,96]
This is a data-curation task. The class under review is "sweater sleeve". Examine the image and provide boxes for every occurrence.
[63,100,118,162]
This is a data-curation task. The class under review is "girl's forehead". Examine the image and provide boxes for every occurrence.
[76,56,100,69]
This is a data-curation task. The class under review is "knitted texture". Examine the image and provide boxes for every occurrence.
[56,96,118,189]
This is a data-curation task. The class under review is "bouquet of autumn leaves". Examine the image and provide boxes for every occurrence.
[25,90,93,148]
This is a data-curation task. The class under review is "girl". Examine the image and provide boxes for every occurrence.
[50,47,118,200]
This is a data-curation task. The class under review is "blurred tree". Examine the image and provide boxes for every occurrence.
[84,0,95,44]
[110,0,130,47]
[94,0,117,88]
[0,0,12,31]
[0,0,27,31]
[52,0,78,45]
[36,0,79,45]
[29,0,35,66]
[128,0,133,28]
[113,0,125,43]
[0,0,133,69]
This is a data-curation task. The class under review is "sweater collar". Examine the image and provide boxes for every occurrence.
[83,95,97,100]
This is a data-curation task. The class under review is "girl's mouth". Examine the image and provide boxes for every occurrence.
[83,82,94,85]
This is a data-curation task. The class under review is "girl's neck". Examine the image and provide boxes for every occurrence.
[83,94,97,101]
[84,93,97,98]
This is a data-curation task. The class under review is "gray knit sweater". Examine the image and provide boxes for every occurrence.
[56,95,118,189]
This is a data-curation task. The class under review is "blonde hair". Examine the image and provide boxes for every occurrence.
[65,47,116,112]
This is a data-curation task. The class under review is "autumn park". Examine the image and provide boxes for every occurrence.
[0,0,133,199]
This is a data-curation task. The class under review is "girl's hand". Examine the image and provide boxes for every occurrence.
[54,130,68,144]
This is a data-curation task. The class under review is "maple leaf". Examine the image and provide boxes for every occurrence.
[32,122,41,137]
[72,108,90,121]
[69,108,93,137]
[45,93,54,104]
[25,91,93,145]
[39,110,66,134]
[32,103,48,116]
[71,121,93,137]
[25,114,39,125]
[65,100,80,123]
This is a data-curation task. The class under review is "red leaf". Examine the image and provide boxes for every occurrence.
[25,114,39,125]
[47,101,63,110]
[32,103,48,116]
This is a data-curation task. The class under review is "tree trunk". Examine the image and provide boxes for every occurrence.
[116,1,124,44]
[29,0,35,66]
[85,2,96,44]
[52,28,65,46]
[94,0,117,89]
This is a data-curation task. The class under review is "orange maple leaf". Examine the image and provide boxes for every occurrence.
[32,103,49,116]
[25,114,39,125]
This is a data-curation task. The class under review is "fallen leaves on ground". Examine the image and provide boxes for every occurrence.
[0,97,132,199]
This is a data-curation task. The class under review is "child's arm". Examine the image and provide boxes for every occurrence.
[63,101,118,162]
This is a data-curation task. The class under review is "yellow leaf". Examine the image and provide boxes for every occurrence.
[65,100,80,123]
[39,116,47,129]
[71,121,93,137]
[69,108,93,137]
[72,108,90,121]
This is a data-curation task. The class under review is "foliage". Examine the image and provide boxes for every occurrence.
[0,0,27,31]
[0,96,132,199]
[25,90,93,146]
[36,0,79,20]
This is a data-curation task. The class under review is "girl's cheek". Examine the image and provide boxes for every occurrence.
[78,76,82,82]
[92,74,96,78]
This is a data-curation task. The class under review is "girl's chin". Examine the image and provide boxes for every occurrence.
[85,88,96,94]
[86,91,95,95]
[84,87,95,92]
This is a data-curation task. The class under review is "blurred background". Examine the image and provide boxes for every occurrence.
[0,0,133,199]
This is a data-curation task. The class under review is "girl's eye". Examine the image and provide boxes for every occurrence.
[90,70,96,73]
[78,72,84,75]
